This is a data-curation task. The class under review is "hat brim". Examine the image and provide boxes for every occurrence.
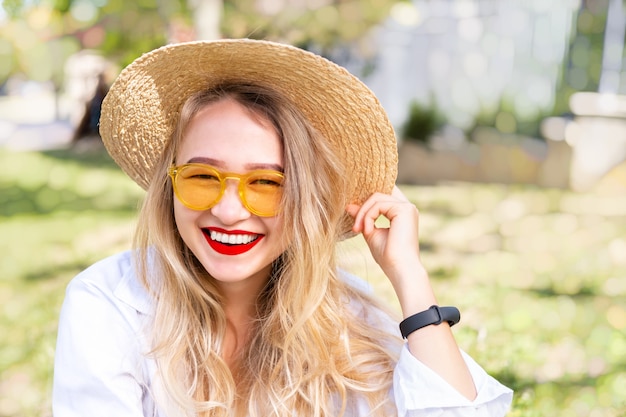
[100,39,397,211]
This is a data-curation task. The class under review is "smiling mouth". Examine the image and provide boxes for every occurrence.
[209,230,259,245]
[202,228,263,255]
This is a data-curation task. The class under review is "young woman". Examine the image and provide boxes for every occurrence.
[53,39,512,417]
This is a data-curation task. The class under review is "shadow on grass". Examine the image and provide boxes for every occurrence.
[526,285,600,299]
[1,145,141,217]
[493,368,611,393]
[429,265,459,280]
[491,368,536,393]
[0,183,140,217]
[494,363,626,413]
[42,142,120,171]
[23,259,96,282]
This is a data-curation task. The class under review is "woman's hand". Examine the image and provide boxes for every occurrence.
[347,186,478,400]
[345,186,427,292]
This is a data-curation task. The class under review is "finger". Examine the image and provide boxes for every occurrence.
[360,200,399,236]
[363,208,380,235]
[345,204,364,233]
[350,192,410,234]
[356,192,397,220]
[345,203,360,218]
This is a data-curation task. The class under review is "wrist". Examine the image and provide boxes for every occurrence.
[387,260,428,283]
[390,267,438,318]
[399,305,461,338]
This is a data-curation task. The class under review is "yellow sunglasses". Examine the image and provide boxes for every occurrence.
[168,163,284,217]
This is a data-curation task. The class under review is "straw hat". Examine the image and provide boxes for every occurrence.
[100,39,398,211]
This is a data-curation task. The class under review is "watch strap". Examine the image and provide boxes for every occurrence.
[399,305,460,339]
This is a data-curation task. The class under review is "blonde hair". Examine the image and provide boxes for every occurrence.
[134,84,401,416]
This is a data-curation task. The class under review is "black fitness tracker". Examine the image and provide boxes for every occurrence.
[399,305,460,339]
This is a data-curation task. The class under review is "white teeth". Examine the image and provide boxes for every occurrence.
[210,231,258,245]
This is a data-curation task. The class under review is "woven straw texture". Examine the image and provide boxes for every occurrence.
[100,39,398,210]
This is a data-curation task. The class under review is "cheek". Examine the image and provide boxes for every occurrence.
[267,215,290,251]
[173,199,197,238]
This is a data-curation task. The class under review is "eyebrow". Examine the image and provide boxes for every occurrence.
[186,157,283,172]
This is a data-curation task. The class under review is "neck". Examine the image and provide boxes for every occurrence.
[215,263,273,322]
[215,271,271,371]
[217,281,265,324]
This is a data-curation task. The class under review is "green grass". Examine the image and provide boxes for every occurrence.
[1,146,626,416]
[0,146,143,417]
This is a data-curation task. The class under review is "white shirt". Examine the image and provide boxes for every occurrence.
[53,251,513,416]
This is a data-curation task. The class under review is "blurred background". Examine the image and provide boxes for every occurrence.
[1,0,625,416]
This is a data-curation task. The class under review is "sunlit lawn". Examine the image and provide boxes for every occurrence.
[1,145,625,416]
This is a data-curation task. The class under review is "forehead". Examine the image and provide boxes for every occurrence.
[176,98,283,169]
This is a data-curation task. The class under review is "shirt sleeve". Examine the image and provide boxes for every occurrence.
[393,344,513,417]
[53,273,150,417]
[338,269,513,416]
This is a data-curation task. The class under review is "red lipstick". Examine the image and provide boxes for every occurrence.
[203,228,263,256]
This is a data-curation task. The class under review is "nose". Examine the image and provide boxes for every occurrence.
[209,179,251,224]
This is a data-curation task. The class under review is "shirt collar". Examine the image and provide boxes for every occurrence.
[113,255,154,316]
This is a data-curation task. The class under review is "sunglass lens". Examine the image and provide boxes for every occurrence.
[245,173,283,216]
[177,165,222,209]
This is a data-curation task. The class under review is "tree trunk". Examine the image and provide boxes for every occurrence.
[188,0,222,40]
[599,0,625,93]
